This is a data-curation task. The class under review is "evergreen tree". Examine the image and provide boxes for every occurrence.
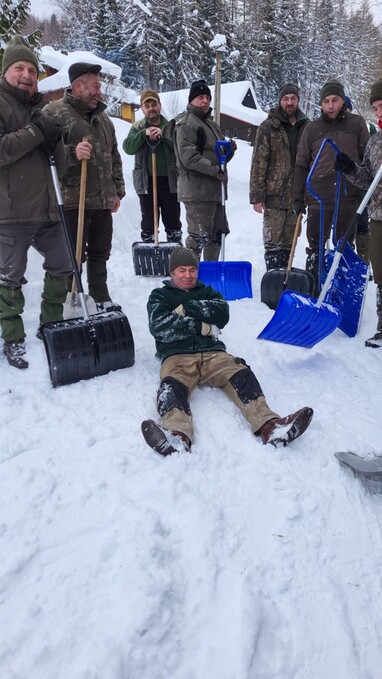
[0,0,42,72]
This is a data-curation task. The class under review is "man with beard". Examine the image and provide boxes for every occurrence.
[123,89,182,244]
[44,62,125,311]
[293,80,369,292]
[250,83,309,270]
[0,36,71,369]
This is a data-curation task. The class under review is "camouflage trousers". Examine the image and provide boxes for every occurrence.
[263,208,296,252]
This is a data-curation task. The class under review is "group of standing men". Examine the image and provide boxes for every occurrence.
[250,78,382,347]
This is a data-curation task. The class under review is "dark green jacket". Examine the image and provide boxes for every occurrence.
[249,107,309,209]
[122,115,178,194]
[0,78,62,225]
[147,279,229,363]
[44,91,125,210]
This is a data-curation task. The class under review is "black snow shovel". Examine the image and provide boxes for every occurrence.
[40,155,135,387]
[260,213,315,309]
[132,140,178,276]
[64,156,98,319]
[257,163,382,348]
[198,140,252,300]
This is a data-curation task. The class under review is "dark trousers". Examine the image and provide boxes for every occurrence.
[139,176,181,241]
[306,201,357,253]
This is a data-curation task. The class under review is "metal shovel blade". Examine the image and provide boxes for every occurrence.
[257,289,341,348]
[324,243,369,337]
[40,309,135,387]
[63,291,98,319]
[198,261,253,300]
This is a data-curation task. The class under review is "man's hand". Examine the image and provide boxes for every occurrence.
[111,197,121,213]
[293,200,306,216]
[146,126,162,140]
[218,169,228,185]
[253,202,264,214]
[75,140,92,161]
[201,322,221,338]
[334,152,355,174]
[31,112,62,152]
[173,304,185,317]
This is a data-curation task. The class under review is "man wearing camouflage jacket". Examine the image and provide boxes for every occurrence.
[250,83,309,271]
[44,62,125,309]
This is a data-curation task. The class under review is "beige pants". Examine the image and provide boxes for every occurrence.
[159,352,279,442]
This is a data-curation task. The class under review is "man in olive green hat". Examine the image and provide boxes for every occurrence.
[0,36,71,369]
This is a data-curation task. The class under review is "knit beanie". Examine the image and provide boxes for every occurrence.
[319,80,345,103]
[169,247,199,271]
[188,79,211,103]
[2,35,39,75]
[370,78,382,105]
[278,83,299,102]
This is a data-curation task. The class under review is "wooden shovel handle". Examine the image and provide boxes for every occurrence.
[286,212,303,273]
[71,154,88,293]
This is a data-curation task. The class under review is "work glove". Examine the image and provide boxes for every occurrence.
[201,322,221,339]
[31,111,62,152]
[334,152,355,174]
[293,200,306,216]
[173,304,185,316]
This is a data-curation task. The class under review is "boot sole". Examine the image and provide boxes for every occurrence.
[141,420,179,456]
[271,407,314,446]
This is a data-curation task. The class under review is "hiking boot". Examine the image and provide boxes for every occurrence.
[96,301,122,313]
[365,332,382,348]
[141,419,191,456]
[3,341,28,369]
[166,230,183,244]
[256,407,313,446]
[36,327,43,341]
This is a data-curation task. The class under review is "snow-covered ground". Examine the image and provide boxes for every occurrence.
[1,118,382,679]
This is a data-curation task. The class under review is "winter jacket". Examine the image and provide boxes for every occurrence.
[167,105,235,202]
[122,115,178,194]
[44,91,125,210]
[344,130,382,220]
[147,279,229,363]
[0,78,62,225]
[249,107,309,209]
[293,109,369,205]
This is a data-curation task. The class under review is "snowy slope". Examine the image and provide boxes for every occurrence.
[1,118,382,679]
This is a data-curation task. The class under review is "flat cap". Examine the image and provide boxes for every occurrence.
[68,62,101,84]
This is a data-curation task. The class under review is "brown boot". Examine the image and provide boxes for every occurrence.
[141,420,191,456]
[3,341,28,369]
[256,407,313,446]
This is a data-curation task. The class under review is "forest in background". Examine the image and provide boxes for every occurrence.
[1,0,382,118]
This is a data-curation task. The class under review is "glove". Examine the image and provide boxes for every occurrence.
[31,111,62,152]
[334,152,355,174]
[293,200,306,216]
[201,322,221,339]
[173,304,185,317]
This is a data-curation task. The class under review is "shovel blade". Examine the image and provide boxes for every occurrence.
[260,267,316,310]
[324,243,369,337]
[132,241,179,276]
[63,292,98,319]
[257,290,342,348]
[198,261,252,300]
[40,310,134,387]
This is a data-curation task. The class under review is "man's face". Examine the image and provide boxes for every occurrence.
[171,266,198,290]
[321,95,344,119]
[75,73,102,109]
[371,99,382,122]
[190,94,211,114]
[280,94,299,117]
[4,61,38,94]
[141,98,161,121]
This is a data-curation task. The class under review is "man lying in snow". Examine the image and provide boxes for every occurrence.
[141,246,313,455]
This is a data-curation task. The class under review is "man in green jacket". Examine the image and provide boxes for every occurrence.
[250,83,309,270]
[0,36,71,370]
[169,80,236,261]
[44,62,125,310]
[123,89,182,244]
[141,246,313,455]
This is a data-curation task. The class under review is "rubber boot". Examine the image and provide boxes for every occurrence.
[280,249,291,268]
[264,250,282,271]
[203,243,221,261]
[40,273,71,325]
[87,259,110,303]
[305,252,320,297]
[0,285,25,342]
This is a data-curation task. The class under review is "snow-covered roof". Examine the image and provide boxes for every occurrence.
[136,81,266,126]
[38,46,122,93]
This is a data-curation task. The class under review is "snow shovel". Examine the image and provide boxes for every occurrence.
[257,163,382,348]
[198,140,252,300]
[132,140,178,276]
[64,157,98,318]
[40,155,135,388]
[260,213,315,309]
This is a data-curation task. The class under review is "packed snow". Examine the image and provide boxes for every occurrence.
[1,118,382,679]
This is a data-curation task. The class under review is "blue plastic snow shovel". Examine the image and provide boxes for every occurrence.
[197,140,252,300]
[308,138,369,337]
[258,160,382,348]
